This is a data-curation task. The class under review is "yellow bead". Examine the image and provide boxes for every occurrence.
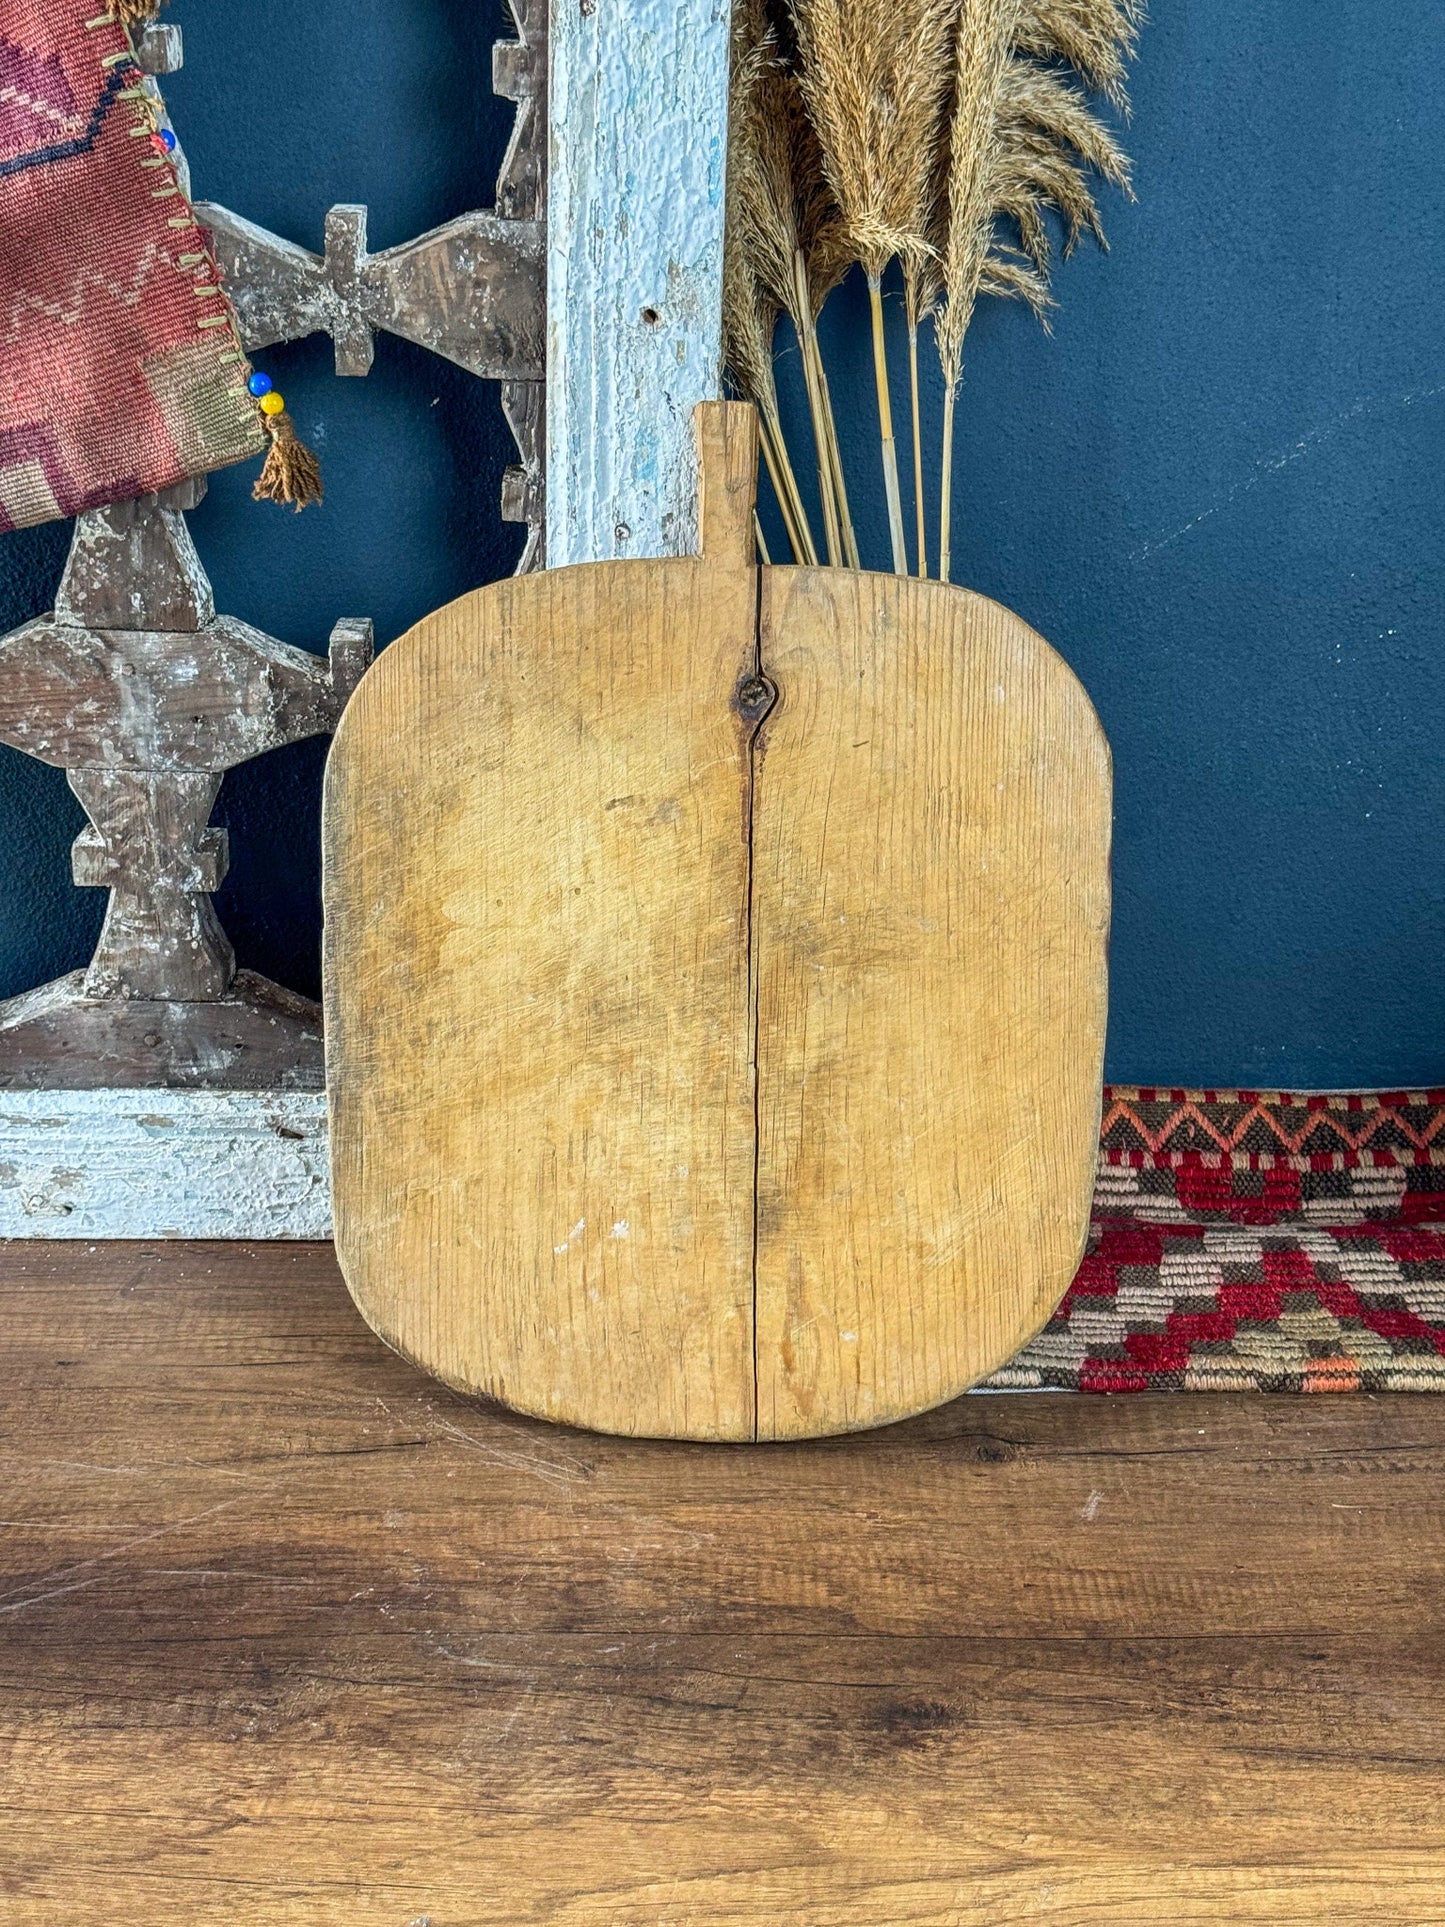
[259,390,286,417]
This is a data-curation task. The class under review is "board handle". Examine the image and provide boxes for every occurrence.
[695,402,759,569]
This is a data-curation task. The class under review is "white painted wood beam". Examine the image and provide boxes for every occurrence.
[0,1092,329,1240]
[546,0,733,566]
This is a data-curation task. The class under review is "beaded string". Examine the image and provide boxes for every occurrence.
[89,1,323,509]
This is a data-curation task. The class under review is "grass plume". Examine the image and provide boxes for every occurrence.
[724,0,853,562]
[788,0,956,573]
[723,0,1141,580]
[723,6,818,561]
[935,0,1139,579]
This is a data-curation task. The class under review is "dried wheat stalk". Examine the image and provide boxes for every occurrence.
[901,193,945,576]
[723,19,808,560]
[723,250,813,563]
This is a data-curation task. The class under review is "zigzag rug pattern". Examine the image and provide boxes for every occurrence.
[986,1088,1445,1393]
[0,56,128,180]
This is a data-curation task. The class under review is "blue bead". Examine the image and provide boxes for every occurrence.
[159,127,177,151]
[247,372,274,399]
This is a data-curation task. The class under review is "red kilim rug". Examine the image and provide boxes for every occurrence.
[0,0,262,529]
[985,1088,1445,1393]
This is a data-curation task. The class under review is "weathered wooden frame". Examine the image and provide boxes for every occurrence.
[0,0,729,1237]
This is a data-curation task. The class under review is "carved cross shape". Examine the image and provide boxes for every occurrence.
[200,0,547,562]
[0,480,371,1086]
[200,201,543,384]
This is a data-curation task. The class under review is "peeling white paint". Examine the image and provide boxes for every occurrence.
[0,1091,330,1240]
[547,0,731,566]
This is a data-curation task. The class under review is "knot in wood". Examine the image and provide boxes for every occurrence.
[734,673,777,723]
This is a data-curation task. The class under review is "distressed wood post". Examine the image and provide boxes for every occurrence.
[546,0,732,567]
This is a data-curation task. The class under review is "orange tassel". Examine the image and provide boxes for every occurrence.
[253,410,324,512]
[115,0,161,31]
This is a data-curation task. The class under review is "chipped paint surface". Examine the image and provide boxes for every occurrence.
[0,1092,330,1239]
[547,0,730,565]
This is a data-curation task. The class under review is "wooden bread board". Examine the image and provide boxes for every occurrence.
[323,403,1110,1439]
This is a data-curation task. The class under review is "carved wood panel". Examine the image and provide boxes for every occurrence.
[0,2,548,1091]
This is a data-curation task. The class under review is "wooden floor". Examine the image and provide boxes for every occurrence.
[1,1243,1443,1926]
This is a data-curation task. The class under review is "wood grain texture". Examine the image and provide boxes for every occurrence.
[2,1240,1444,1926]
[325,403,1109,1439]
[754,569,1110,1436]
[0,968,326,1092]
[325,407,763,1439]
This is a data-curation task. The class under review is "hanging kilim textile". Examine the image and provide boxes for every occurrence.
[988,1089,1445,1393]
[0,0,263,530]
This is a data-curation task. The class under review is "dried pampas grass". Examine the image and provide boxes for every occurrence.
[724,0,858,563]
[934,0,1139,576]
[786,0,957,572]
[723,0,1142,579]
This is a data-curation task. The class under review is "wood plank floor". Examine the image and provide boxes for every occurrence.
[1,1241,1442,1926]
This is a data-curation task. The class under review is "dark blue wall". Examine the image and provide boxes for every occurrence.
[1,0,1441,1088]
